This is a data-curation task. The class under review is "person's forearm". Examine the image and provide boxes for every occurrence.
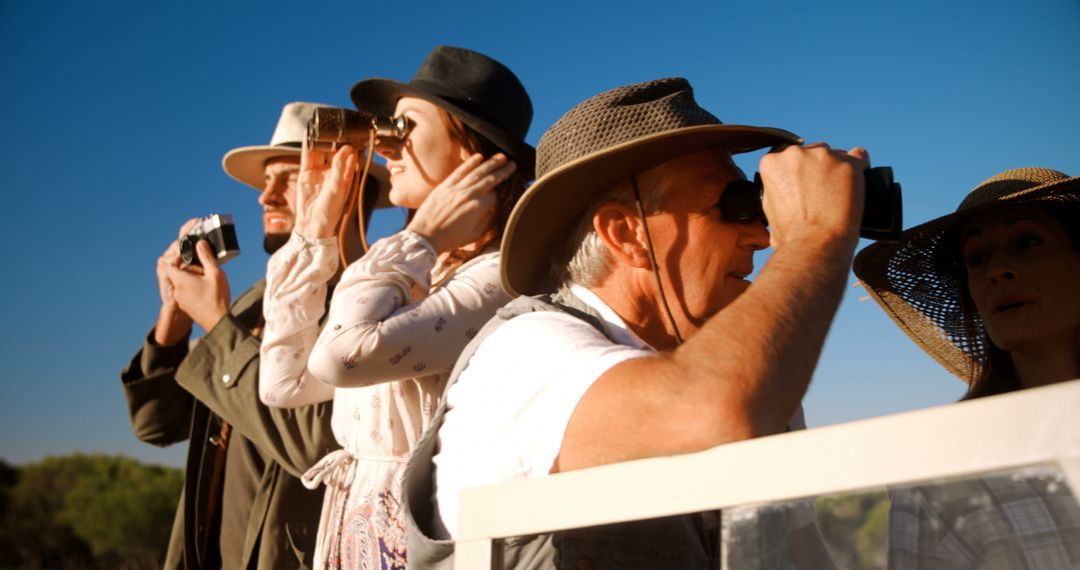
[669,237,853,438]
[561,238,854,470]
[121,332,194,446]
[153,303,192,346]
[308,232,507,388]
[259,233,337,407]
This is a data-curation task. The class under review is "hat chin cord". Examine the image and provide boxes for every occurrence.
[630,175,685,345]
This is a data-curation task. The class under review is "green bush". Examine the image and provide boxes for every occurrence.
[0,454,182,569]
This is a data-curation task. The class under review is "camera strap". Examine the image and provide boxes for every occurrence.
[336,129,379,268]
[630,175,684,345]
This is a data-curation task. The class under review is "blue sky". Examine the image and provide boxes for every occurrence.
[1,0,1078,467]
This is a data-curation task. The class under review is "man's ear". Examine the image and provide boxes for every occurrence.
[593,203,651,269]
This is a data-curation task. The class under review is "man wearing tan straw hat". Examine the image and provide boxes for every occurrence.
[855,167,1080,568]
[121,102,387,569]
[400,77,868,568]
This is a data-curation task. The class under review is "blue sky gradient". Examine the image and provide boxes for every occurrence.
[2,0,1078,467]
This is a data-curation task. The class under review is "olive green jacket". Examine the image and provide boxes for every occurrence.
[121,280,339,569]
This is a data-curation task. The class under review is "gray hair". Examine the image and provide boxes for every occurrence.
[552,167,669,289]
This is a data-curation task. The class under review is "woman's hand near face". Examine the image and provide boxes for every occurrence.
[406,153,516,254]
[293,143,358,240]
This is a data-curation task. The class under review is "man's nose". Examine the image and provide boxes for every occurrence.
[260,175,286,207]
[740,221,770,252]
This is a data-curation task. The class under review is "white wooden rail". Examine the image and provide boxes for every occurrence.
[454,380,1080,568]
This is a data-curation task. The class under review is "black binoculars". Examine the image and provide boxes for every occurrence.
[720,166,903,241]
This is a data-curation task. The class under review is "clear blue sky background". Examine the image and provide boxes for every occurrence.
[2,0,1078,468]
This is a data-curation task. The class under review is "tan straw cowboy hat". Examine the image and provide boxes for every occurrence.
[500,77,801,297]
[854,167,1080,380]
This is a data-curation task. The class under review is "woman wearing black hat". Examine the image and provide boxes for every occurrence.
[258,46,533,569]
[855,167,1080,568]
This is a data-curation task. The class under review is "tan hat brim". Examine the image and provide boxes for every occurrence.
[501,124,801,297]
[221,144,393,209]
[222,145,302,191]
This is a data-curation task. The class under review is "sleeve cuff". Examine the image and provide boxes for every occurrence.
[290,232,339,248]
[139,330,190,376]
[400,230,437,258]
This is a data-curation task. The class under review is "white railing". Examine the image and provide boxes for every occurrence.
[454,380,1080,568]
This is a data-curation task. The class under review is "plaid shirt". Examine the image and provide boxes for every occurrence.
[888,469,1080,569]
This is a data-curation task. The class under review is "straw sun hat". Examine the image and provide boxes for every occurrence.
[854,167,1080,380]
[500,77,801,297]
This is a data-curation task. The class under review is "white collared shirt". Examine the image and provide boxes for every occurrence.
[432,285,654,538]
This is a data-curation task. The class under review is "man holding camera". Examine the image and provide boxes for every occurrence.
[121,102,349,569]
[403,78,865,567]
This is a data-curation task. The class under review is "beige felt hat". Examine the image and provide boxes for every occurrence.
[500,77,801,297]
[221,101,390,206]
[854,167,1080,380]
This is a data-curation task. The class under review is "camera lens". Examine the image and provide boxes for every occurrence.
[179,235,201,267]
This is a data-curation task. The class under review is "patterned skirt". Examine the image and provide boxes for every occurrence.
[303,449,409,570]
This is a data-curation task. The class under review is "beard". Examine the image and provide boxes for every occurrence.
[264,232,291,254]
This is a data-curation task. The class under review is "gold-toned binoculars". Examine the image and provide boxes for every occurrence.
[306,107,409,152]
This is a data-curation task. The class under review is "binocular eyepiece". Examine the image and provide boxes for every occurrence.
[306,107,410,152]
[720,166,903,241]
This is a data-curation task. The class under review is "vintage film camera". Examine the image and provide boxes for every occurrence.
[306,107,409,151]
[720,166,903,241]
[180,214,240,266]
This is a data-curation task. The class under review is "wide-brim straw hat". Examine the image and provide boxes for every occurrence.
[500,77,801,297]
[350,46,535,177]
[221,101,391,208]
[854,167,1080,380]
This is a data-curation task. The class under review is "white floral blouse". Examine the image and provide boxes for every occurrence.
[260,230,511,570]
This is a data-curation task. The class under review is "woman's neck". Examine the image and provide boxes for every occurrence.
[433,231,497,284]
[1010,338,1080,389]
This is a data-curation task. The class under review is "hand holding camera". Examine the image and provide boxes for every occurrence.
[179,214,240,266]
[406,152,517,254]
[162,218,233,334]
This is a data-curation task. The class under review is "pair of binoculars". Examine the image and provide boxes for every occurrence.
[305,107,410,151]
[720,166,903,241]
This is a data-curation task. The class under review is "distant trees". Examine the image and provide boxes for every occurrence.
[0,454,182,569]
[816,491,890,569]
